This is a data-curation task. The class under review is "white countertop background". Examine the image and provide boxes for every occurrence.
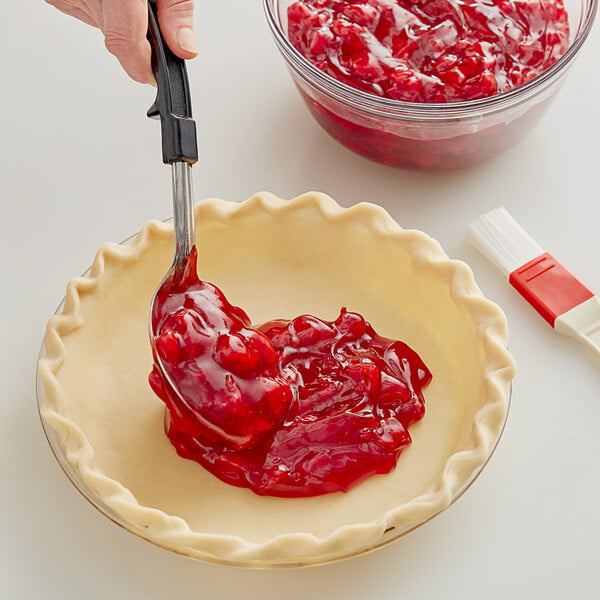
[2,2,600,598]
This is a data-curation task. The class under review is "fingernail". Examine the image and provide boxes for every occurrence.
[177,27,198,54]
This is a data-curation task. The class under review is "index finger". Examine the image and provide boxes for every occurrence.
[102,0,154,84]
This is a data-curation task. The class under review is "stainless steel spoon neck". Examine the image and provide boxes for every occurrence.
[171,161,195,264]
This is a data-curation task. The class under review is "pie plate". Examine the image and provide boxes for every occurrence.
[37,192,515,567]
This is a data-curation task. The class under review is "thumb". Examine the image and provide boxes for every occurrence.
[156,0,198,58]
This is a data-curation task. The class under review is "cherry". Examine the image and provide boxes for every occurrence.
[213,332,262,375]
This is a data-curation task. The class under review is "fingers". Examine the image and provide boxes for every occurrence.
[45,0,98,27]
[48,0,196,84]
[156,0,198,58]
[79,0,104,28]
[102,0,154,84]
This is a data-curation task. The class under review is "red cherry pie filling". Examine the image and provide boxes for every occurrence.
[287,0,570,103]
[282,0,571,169]
[149,248,431,498]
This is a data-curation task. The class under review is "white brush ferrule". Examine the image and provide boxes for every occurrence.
[554,296,600,357]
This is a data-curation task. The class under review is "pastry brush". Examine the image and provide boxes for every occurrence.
[467,206,600,357]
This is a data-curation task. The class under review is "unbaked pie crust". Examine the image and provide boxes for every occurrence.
[38,192,515,567]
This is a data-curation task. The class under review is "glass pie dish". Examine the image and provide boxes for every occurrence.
[263,0,598,170]
[37,192,515,567]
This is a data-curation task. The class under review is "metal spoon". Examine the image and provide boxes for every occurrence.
[145,2,247,447]
[146,0,201,417]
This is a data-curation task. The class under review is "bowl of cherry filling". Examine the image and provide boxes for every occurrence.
[264,0,597,170]
[38,192,515,567]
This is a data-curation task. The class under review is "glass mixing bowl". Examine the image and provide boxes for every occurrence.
[264,0,597,170]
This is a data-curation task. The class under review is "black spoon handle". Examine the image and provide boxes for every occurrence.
[146,0,198,165]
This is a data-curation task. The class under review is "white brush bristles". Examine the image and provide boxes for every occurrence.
[467,207,544,277]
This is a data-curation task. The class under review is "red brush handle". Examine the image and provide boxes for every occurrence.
[509,252,594,326]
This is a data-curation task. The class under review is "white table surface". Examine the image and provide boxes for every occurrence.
[2,2,600,598]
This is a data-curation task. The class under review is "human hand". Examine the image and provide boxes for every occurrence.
[46,0,197,84]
